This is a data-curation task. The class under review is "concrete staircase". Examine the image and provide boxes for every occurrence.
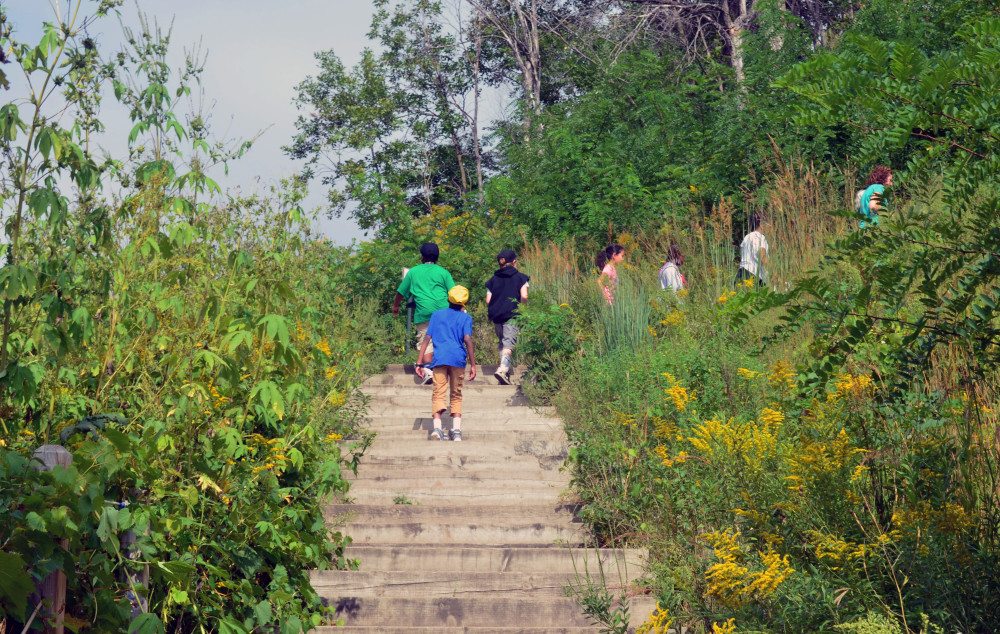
[313,364,652,632]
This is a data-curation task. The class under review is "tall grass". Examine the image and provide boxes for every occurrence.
[598,273,652,354]
[520,240,582,305]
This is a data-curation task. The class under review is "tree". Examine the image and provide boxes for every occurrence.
[288,0,485,235]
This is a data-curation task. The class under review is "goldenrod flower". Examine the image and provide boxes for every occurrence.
[737,367,759,380]
[636,604,672,634]
[712,618,737,634]
[315,338,333,357]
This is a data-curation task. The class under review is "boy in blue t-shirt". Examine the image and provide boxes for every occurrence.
[416,285,477,441]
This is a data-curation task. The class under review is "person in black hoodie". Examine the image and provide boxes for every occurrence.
[485,249,530,385]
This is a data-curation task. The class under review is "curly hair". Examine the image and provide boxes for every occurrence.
[865,165,892,187]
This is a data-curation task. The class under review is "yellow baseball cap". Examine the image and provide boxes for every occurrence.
[448,285,469,306]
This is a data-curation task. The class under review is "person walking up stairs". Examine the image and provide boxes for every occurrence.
[311,364,653,631]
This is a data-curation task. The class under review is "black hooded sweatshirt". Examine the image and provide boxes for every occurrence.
[486,266,530,324]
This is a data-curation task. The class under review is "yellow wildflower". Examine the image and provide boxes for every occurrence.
[613,411,637,429]
[666,385,692,412]
[326,432,343,442]
[718,290,737,304]
[742,277,755,288]
[828,373,875,401]
[636,604,673,634]
[315,338,333,357]
[659,309,684,327]
[712,618,737,634]
[768,361,796,390]
[325,366,339,380]
[737,367,759,380]
[759,407,784,428]
[327,391,346,408]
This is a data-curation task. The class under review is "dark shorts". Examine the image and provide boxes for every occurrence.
[735,267,766,287]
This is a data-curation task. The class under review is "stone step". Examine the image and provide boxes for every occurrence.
[311,625,603,634]
[358,453,565,473]
[347,481,572,506]
[356,415,563,431]
[365,365,526,387]
[318,596,657,628]
[364,398,539,413]
[312,570,622,598]
[348,462,569,483]
[362,384,522,398]
[360,437,568,461]
[344,545,647,575]
[349,428,567,444]
[327,504,582,546]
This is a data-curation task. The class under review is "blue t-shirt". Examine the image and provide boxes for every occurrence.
[858,184,885,228]
[427,307,473,368]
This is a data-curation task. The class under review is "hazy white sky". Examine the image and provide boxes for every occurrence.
[4,1,380,244]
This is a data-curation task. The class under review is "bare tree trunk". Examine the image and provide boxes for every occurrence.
[468,0,543,122]
[720,0,748,105]
[471,12,485,204]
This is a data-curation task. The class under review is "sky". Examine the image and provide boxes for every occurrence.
[4,1,381,245]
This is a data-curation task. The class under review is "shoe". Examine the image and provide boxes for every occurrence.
[449,429,462,442]
[429,428,445,440]
[494,367,510,385]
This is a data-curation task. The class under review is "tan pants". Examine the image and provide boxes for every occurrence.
[432,366,464,415]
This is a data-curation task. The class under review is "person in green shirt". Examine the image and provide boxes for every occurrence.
[856,165,893,229]
[393,242,456,383]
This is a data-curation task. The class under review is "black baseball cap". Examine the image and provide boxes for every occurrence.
[497,249,517,265]
[420,242,440,262]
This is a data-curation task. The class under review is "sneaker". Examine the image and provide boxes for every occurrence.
[449,429,462,442]
[494,367,510,385]
[429,428,445,441]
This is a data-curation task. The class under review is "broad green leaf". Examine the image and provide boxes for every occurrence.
[0,551,33,620]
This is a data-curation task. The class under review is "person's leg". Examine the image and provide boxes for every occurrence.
[416,322,434,383]
[494,322,517,384]
[430,366,448,439]
[448,365,464,440]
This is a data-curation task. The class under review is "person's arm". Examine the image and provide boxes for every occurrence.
[519,282,529,303]
[485,290,493,305]
[392,292,405,317]
[464,334,476,381]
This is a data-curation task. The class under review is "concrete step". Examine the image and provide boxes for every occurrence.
[356,415,564,431]
[349,428,567,444]
[364,398,539,414]
[327,504,582,546]
[319,596,657,628]
[312,569,620,598]
[365,365,526,387]
[320,625,602,634]
[361,438,568,461]
[349,462,569,482]
[347,481,572,506]
[344,545,647,575]
[358,453,565,473]
[362,384,523,398]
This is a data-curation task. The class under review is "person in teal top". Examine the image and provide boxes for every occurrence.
[856,165,893,229]
[393,242,456,382]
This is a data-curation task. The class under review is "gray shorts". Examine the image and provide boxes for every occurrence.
[494,322,519,351]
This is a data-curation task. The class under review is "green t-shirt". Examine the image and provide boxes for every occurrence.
[397,263,456,324]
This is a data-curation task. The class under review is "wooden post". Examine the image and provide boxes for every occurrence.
[32,445,72,634]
